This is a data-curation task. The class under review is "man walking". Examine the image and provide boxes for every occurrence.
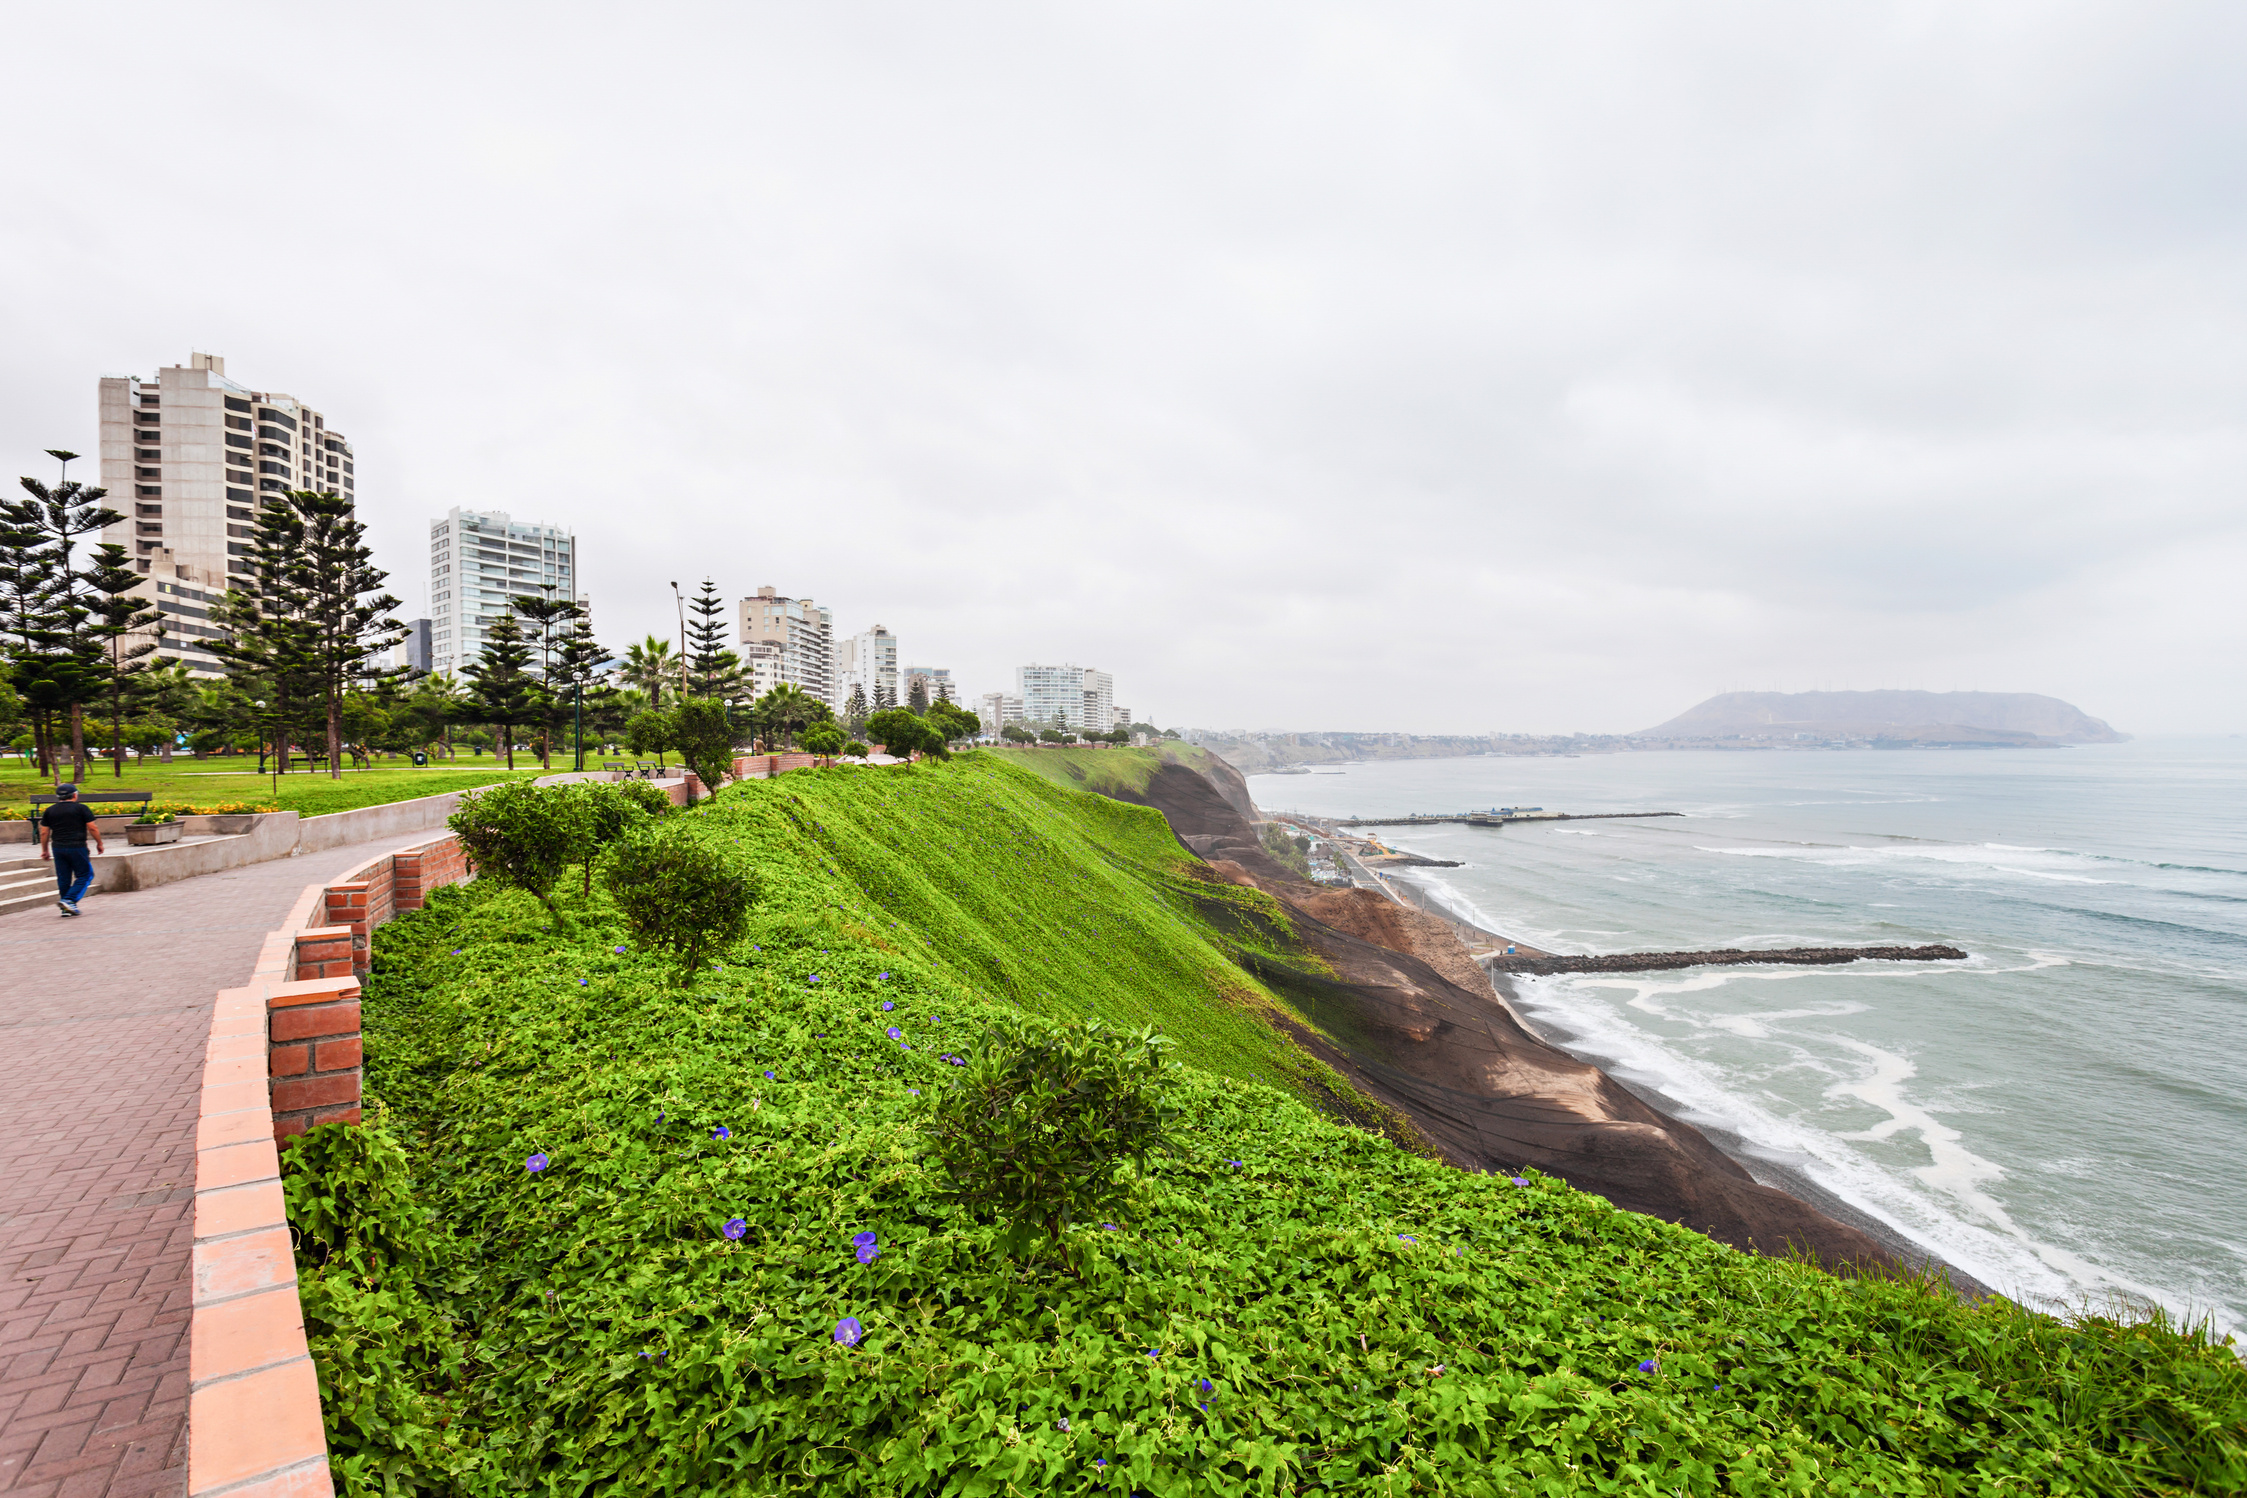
[39,783,104,917]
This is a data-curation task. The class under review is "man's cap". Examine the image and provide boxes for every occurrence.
[55,783,78,798]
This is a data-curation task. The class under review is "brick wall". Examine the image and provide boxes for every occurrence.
[733,753,819,778]
[266,977,364,1141]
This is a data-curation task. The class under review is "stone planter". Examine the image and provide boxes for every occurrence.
[207,814,261,834]
[127,821,182,846]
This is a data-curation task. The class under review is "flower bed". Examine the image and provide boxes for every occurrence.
[286,757,2245,1495]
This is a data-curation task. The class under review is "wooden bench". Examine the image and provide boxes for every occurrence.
[633,760,660,779]
[600,760,632,781]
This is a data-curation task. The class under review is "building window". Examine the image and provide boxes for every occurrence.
[135,467,161,480]
[225,396,252,413]
[136,485,161,496]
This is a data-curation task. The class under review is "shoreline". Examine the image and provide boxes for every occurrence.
[1357,850,1993,1293]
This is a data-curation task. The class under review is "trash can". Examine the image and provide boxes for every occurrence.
[411,752,429,766]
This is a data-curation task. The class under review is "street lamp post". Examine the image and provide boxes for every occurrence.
[669,581,688,699]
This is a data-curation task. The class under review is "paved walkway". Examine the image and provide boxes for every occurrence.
[0,834,435,1498]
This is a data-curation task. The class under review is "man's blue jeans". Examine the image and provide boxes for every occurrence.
[52,846,94,904]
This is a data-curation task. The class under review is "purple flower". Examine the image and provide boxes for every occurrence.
[1094,1458,1107,1469]
[1102,1223,1118,1231]
[1511,1176,1530,1187]
[722,1218,747,1240]
[856,1243,879,1264]
[886,1026,901,1039]
[451,948,461,955]
[833,1317,864,1347]
[879,972,890,980]
[613,945,627,954]
[906,1088,920,1095]
[712,1125,731,1140]
[1399,1234,1417,1244]
[657,1111,664,1123]
[1198,1378,1212,1393]
[525,1152,549,1173]
[763,1070,776,1080]
[1638,1359,1659,1374]
[578,979,589,986]
[881,999,894,1010]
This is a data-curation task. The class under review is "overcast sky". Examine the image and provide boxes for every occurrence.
[5,3,2242,734]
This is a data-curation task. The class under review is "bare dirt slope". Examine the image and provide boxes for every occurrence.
[1106,751,1901,1272]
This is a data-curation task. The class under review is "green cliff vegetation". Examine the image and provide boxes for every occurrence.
[289,754,2245,1495]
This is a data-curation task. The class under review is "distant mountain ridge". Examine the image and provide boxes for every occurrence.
[1635,690,2127,745]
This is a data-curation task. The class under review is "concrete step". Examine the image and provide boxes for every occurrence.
[0,870,62,917]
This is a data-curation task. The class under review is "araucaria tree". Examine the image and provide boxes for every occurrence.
[462,613,540,770]
[84,541,163,776]
[293,491,405,778]
[4,451,124,781]
[683,578,733,697]
[511,588,582,771]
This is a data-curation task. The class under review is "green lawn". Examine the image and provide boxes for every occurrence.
[0,758,547,817]
[286,754,2244,1495]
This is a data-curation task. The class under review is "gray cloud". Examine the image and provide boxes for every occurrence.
[4,2,2241,732]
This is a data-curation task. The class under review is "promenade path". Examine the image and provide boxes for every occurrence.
[0,832,431,1498]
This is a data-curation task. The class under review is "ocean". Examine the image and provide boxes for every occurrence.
[1246,739,2247,1338]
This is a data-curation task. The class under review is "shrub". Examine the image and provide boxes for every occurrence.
[800,725,844,763]
[670,697,739,798]
[612,777,672,819]
[565,781,643,894]
[923,1018,1179,1261]
[447,781,580,927]
[600,824,759,981]
[625,707,673,769]
[842,739,869,759]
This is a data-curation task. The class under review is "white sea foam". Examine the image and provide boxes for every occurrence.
[1506,969,2215,1325]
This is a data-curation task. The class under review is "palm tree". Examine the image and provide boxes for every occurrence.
[620,635,676,712]
[754,683,818,749]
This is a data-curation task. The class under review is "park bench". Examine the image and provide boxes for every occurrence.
[601,760,631,781]
[633,760,659,779]
[27,790,153,821]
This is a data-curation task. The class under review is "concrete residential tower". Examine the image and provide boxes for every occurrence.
[1016,663,1116,733]
[838,625,899,708]
[97,353,356,674]
[738,588,835,705]
[428,508,578,676]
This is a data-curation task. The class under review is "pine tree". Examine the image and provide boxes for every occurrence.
[685,578,730,695]
[553,614,609,769]
[842,682,869,738]
[83,542,162,777]
[208,496,319,773]
[291,491,405,778]
[512,587,582,771]
[462,612,540,771]
[907,674,929,714]
[5,451,123,781]
[875,680,896,711]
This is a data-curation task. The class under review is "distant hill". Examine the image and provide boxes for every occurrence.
[1635,690,2127,745]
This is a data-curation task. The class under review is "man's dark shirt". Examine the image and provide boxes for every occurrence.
[40,801,98,848]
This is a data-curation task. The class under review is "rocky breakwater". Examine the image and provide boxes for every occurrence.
[1488,944,1968,976]
[1098,747,1910,1274]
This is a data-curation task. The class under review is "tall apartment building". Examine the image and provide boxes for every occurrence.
[836,625,899,708]
[427,508,578,676]
[97,353,356,674]
[738,587,834,705]
[1016,663,1116,732]
[903,665,953,705]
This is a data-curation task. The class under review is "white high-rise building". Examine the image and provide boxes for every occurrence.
[837,625,898,708]
[96,353,356,675]
[427,508,578,676]
[738,587,835,705]
[1016,663,1116,732]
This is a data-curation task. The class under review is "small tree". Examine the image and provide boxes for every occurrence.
[461,613,540,771]
[800,725,844,765]
[670,696,737,797]
[626,707,674,769]
[613,777,673,819]
[602,825,759,982]
[923,1020,1179,1263]
[566,781,644,894]
[448,781,581,927]
[842,739,869,759]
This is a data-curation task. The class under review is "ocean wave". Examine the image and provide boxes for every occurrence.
[1507,972,2229,1331]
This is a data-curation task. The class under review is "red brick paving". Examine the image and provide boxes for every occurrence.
[0,836,445,1497]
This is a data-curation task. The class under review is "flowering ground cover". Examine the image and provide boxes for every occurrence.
[290,753,2244,1495]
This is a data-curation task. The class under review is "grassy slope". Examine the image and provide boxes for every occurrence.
[998,742,1224,799]
[0,762,542,816]
[299,754,2245,1496]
